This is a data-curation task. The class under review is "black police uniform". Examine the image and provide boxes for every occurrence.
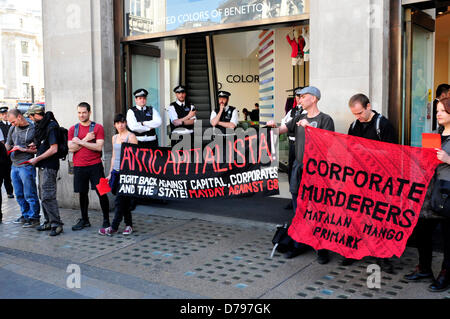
[168,85,196,147]
[127,89,161,149]
[0,107,13,197]
[211,91,238,136]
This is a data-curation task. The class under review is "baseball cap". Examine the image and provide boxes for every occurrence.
[298,86,321,100]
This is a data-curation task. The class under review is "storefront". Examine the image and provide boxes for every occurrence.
[42,0,391,209]
[113,0,310,152]
[399,0,450,146]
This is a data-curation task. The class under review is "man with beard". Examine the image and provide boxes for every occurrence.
[210,91,238,135]
[68,102,110,231]
[26,104,64,236]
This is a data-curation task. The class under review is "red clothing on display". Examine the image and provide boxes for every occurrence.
[286,35,306,58]
[286,35,298,58]
[68,123,105,167]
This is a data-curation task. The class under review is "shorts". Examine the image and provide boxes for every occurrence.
[73,162,105,193]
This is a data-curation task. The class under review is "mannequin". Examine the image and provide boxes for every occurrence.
[286,29,305,66]
[302,27,310,62]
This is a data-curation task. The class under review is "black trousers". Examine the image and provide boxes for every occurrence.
[111,195,133,231]
[0,168,4,221]
[137,139,158,149]
[415,218,450,271]
[287,140,295,185]
[2,160,13,195]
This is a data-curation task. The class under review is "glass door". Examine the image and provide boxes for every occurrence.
[126,44,162,140]
[404,9,435,147]
[410,24,434,147]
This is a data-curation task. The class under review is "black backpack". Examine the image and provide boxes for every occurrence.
[56,126,69,160]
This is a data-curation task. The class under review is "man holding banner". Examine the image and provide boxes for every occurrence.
[268,86,335,264]
[341,93,397,272]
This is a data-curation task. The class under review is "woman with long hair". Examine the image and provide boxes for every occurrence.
[404,97,450,292]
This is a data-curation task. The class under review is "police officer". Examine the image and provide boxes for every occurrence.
[0,106,14,198]
[126,88,162,148]
[210,91,238,135]
[281,87,305,209]
[167,85,197,147]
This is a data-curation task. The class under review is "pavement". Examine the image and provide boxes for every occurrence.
[1,175,450,300]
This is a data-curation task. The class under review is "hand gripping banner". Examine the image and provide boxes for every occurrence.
[288,127,441,259]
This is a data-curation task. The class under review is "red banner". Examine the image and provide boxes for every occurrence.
[288,127,441,259]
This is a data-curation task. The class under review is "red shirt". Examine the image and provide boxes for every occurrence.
[68,123,104,167]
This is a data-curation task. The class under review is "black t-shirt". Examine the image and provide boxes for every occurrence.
[442,135,450,144]
[348,111,397,144]
[286,112,335,163]
[36,121,60,170]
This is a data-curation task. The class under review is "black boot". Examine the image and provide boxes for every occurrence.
[317,250,330,265]
[340,258,356,266]
[284,243,308,259]
[428,269,450,292]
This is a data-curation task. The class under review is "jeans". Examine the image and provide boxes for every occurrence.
[11,165,40,220]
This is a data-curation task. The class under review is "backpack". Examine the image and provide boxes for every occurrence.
[56,126,69,160]
[74,121,96,138]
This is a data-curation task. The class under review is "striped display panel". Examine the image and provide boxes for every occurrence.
[258,29,275,121]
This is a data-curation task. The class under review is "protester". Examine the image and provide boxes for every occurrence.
[126,88,162,149]
[340,93,398,272]
[99,114,138,236]
[27,104,64,236]
[5,108,40,227]
[68,102,110,231]
[267,86,335,264]
[210,91,238,135]
[167,85,197,147]
[281,87,305,210]
[432,84,450,130]
[404,97,450,292]
[0,106,14,198]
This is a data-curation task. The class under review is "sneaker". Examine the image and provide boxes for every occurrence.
[23,219,40,228]
[36,222,52,231]
[98,227,117,236]
[13,216,27,224]
[102,220,111,228]
[72,219,91,231]
[122,226,133,235]
[49,225,63,237]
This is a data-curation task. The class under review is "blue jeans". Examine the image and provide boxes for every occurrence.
[11,165,40,220]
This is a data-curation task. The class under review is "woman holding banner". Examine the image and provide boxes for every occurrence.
[405,97,450,292]
[99,114,138,236]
